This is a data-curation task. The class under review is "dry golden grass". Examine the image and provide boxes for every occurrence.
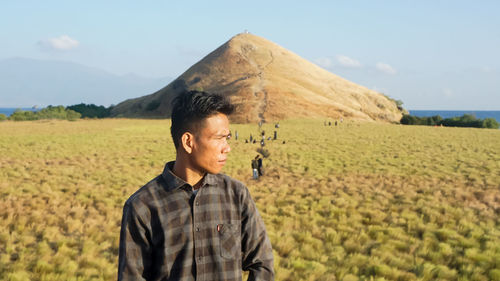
[0,118,499,281]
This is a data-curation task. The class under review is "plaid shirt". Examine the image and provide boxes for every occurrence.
[118,161,274,281]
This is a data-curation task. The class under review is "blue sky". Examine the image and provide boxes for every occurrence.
[1,0,499,110]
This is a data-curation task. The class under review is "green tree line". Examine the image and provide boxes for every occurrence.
[7,106,81,121]
[1,103,113,121]
[400,114,499,129]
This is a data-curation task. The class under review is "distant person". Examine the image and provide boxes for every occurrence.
[253,139,257,144]
[328,121,331,126]
[118,91,274,280]
[250,134,253,142]
[235,130,238,140]
[252,156,259,179]
[260,139,265,147]
[335,121,338,126]
[273,130,277,140]
[257,155,263,176]
[275,123,279,129]
[245,139,249,143]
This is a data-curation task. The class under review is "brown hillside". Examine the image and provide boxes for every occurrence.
[111,33,403,123]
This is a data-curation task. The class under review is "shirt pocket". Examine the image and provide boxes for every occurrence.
[218,223,241,259]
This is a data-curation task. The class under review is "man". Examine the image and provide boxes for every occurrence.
[256,155,263,177]
[118,90,274,281]
[251,156,259,180]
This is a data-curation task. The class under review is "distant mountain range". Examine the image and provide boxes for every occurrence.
[0,57,171,107]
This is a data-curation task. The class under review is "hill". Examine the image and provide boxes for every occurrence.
[110,33,403,123]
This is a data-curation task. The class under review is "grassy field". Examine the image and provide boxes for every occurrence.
[0,118,499,281]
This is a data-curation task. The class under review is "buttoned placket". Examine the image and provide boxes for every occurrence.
[192,185,203,280]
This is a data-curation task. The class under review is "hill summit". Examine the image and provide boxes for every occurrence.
[111,33,403,123]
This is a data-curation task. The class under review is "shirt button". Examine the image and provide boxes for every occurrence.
[195,201,199,206]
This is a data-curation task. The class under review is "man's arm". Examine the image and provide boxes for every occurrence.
[240,186,274,281]
[117,202,152,281]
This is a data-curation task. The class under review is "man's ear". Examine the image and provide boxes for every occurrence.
[181,132,194,154]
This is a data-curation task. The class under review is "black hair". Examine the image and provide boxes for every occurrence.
[170,90,234,149]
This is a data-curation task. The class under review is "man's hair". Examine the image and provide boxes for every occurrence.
[170,90,234,149]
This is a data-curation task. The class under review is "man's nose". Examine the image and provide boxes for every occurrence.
[222,142,231,154]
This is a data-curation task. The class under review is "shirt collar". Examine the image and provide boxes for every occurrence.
[161,161,217,192]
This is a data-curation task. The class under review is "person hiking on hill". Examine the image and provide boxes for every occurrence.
[118,90,274,281]
[257,155,264,177]
[252,156,259,180]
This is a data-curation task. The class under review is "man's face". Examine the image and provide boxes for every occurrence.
[189,113,231,175]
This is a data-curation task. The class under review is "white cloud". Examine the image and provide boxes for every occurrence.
[314,57,332,68]
[38,35,80,51]
[336,55,362,68]
[376,62,396,75]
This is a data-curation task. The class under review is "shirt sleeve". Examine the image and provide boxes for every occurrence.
[240,186,275,281]
[117,201,153,281]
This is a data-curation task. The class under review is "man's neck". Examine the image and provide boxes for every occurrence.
[172,159,205,190]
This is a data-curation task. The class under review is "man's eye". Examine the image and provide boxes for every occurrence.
[226,134,231,140]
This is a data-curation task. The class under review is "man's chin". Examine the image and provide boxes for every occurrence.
[208,166,223,174]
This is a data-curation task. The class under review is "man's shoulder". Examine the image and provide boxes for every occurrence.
[124,174,166,208]
[209,173,249,195]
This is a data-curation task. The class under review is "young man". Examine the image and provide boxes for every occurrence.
[118,91,274,281]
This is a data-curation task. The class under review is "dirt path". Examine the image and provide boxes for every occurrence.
[254,51,273,123]
[238,48,274,123]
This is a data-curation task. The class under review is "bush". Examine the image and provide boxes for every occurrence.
[0,113,7,121]
[256,148,271,158]
[9,106,81,121]
[10,109,37,121]
[146,100,161,111]
[482,118,499,129]
[67,103,111,118]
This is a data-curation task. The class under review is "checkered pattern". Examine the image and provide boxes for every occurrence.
[118,161,274,281]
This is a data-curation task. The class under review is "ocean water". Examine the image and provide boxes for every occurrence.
[409,110,500,123]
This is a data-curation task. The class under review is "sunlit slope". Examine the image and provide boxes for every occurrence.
[111,33,402,123]
[1,119,499,280]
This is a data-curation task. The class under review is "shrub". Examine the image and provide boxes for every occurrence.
[482,118,499,129]
[146,100,161,111]
[9,109,37,121]
[256,148,271,158]
[67,103,111,118]
[8,106,81,121]
[0,113,7,121]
